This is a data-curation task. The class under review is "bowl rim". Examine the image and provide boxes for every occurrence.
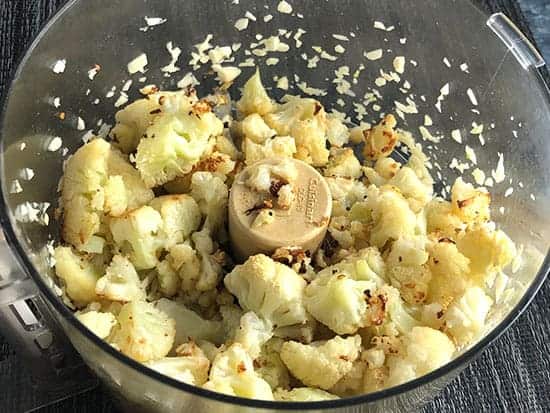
[0,0,549,410]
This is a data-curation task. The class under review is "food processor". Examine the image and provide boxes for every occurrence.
[0,0,549,412]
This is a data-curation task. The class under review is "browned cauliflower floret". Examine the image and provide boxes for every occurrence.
[451,177,491,224]
[61,138,153,251]
[363,114,399,160]
[426,199,465,240]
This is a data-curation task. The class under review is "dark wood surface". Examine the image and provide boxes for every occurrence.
[0,0,548,412]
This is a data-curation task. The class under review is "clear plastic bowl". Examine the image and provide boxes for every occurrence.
[0,0,549,412]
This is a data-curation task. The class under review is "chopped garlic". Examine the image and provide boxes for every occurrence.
[114,93,129,108]
[161,42,182,74]
[365,49,383,61]
[504,187,514,198]
[424,115,433,126]
[277,0,293,14]
[451,129,462,143]
[276,76,289,90]
[212,65,242,83]
[266,58,280,66]
[334,44,346,54]
[470,122,484,135]
[465,146,477,165]
[127,53,148,74]
[472,168,486,185]
[77,117,86,131]
[177,72,199,89]
[88,65,101,80]
[53,97,61,108]
[393,56,405,74]
[297,82,327,96]
[492,153,505,184]
[333,34,349,41]
[419,126,440,143]
[10,180,23,194]
[460,63,469,73]
[235,18,249,31]
[466,88,478,106]
[264,14,273,22]
[47,137,63,152]
[52,59,66,74]
[443,57,451,68]
[144,17,167,27]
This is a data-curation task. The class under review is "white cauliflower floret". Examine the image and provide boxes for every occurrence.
[224,254,308,328]
[156,259,180,297]
[255,338,290,390]
[61,138,153,251]
[386,237,432,304]
[233,312,274,359]
[168,242,201,291]
[190,229,225,292]
[443,287,493,346]
[203,343,274,400]
[111,90,197,153]
[388,166,433,212]
[109,206,164,270]
[264,95,329,166]
[154,298,224,346]
[274,388,339,401]
[240,113,276,143]
[95,255,145,303]
[305,249,387,335]
[425,199,465,240]
[76,310,117,339]
[135,107,224,188]
[54,247,103,307]
[237,69,275,117]
[324,148,362,179]
[111,301,176,362]
[363,185,417,248]
[252,209,276,228]
[150,195,202,248]
[451,177,491,224]
[144,342,210,385]
[243,136,297,165]
[385,327,455,387]
[280,335,361,390]
[363,114,399,160]
[326,113,350,147]
[457,225,516,280]
[245,159,298,193]
[428,239,471,303]
[191,172,228,232]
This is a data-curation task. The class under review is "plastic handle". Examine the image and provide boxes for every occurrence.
[0,231,98,409]
[487,12,546,70]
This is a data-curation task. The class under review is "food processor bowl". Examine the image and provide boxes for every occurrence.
[0,0,549,412]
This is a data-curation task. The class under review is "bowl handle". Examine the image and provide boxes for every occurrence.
[0,231,98,409]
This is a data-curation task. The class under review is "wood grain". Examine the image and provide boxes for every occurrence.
[0,1,548,412]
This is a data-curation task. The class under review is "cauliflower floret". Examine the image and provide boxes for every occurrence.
[326,113,350,147]
[135,107,224,188]
[54,247,103,307]
[203,343,274,400]
[237,69,275,117]
[154,298,224,346]
[425,199,464,240]
[457,225,516,280]
[264,95,329,166]
[232,312,274,359]
[95,255,145,302]
[376,284,421,335]
[388,166,433,212]
[168,242,201,291]
[273,319,317,344]
[245,159,298,193]
[144,342,210,385]
[191,172,228,232]
[385,327,455,387]
[150,195,202,248]
[111,301,176,362]
[274,388,339,401]
[386,237,431,304]
[255,338,290,390]
[76,310,117,339]
[156,259,180,297]
[376,157,402,180]
[224,254,308,328]
[305,249,387,335]
[280,335,362,390]
[111,90,197,153]
[363,185,417,248]
[61,138,153,250]
[243,136,297,165]
[428,239,471,303]
[109,206,164,270]
[363,114,399,160]
[190,229,226,292]
[443,287,493,346]
[325,177,369,217]
[451,178,491,224]
[324,148,362,179]
[240,113,276,143]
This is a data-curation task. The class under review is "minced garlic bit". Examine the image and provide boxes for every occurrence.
[88,64,101,80]
[14,202,51,226]
[235,18,249,31]
[276,76,289,90]
[52,59,66,74]
[77,117,86,131]
[20,167,35,181]
[504,187,514,198]
[451,129,462,143]
[212,65,242,83]
[10,180,23,194]
[144,17,167,27]
[443,57,451,68]
[466,88,478,106]
[460,63,469,73]
[334,44,346,54]
[332,34,349,42]
[365,49,383,61]
[277,0,293,14]
[418,126,441,143]
[264,14,273,22]
[393,56,405,74]
[472,168,486,185]
[127,53,148,74]
[47,137,63,152]
[492,153,505,184]
[161,42,182,74]
[53,97,61,108]
[424,115,433,126]
[465,146,477,165]
[115,93,129,108]
[266,57,280,66]
[470,122,484,135]
[297,81,327,97]
[245,11,257,21]
[177,72,199,89]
